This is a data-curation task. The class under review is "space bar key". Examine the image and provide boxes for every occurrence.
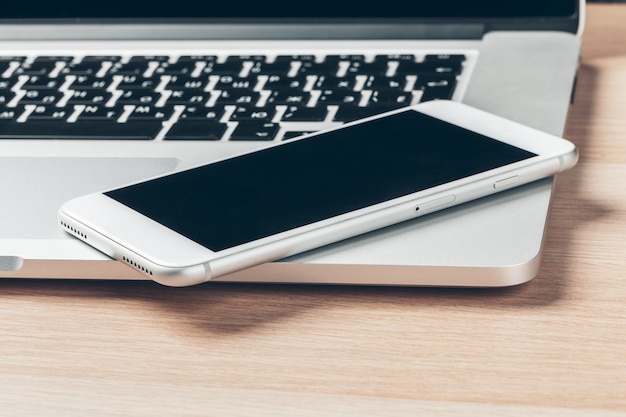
[0,120,163,140]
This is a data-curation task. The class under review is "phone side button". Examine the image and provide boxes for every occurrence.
[415,195,456,212]
[493,175,519,189]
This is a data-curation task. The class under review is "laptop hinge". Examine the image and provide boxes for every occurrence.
[0,23,486,41]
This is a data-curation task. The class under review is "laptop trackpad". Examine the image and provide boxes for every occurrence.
[1,157,179,239]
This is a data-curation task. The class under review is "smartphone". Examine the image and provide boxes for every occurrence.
[58,101,577,286]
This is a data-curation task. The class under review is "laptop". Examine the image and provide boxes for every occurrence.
[0,0,583,286]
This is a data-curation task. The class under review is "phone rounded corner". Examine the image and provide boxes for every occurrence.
[56,206,68,226]
[148,262,211,287]
[57,199,76,222]
[559,146,579,172]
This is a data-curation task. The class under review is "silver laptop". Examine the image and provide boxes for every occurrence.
[0,0,583,286]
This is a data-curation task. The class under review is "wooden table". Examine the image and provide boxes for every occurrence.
[2,4,625,415]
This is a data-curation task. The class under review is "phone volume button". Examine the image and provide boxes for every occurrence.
[415,194,456,212]
[493,175,519,189]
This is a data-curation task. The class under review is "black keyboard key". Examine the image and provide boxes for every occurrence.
[179,106,226,121]
[420,83,456,102]
[265,90,310,106]
[212,77,256,91]
[414,73,457,89]
[67,90,112,105]
[155,61,198,76]
[363,76,408,90]
[0,92,17,106]
[124,57,169,74]
[274,55,315,62]
[226,55,266,63]
[262,75,308,90]
[345,61,390,76]
[203,61,245,75]
[116,75,160,90]
[166,90,210,105]
[0,107,19,120]
[0,78,14,90]
[61,61,105,75]
[77,105,124,121]
[324,55,366,63]
[298,61,340,76]
[20,90,64,105]
[15,61,59,76]
[167,76,208,90]
[214,90,260,105]
[33,56,74,63]
[332,105,400,122]
[27,105,70,121]
[0,120,162,140]
[0,56,26,75]
[229,106,275,122]
[117,90,162,105]
[280,106,328,122]
[177,56,218,62]
[164,120,227,141]
[0,56,26,64]
[128,56,169,63]
[368,90,414,106]
[81,56,122,62]
[313,75,358,90]
[21,76,62,90]
[258,55,314,76]
[423,54,466,64]
[230,121,279,141]
[396,60,463,76]
[317,90,361,105]
[248,61,293,76]
[127,105,175,121]
[70,75,113,90]
[375,54,416,61]
[111,62,152,76]
[282,131,314,140]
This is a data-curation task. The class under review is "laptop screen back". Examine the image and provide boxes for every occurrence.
[1,1,578,20]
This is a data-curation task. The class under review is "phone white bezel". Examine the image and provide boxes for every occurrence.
[58,100,577,286]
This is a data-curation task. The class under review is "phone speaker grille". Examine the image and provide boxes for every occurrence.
[60,221,87,240]
[122,256,154,276]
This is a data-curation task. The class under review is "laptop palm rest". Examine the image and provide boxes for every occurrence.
[1,157,179,239]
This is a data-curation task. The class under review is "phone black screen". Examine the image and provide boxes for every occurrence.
[106,110,536,251]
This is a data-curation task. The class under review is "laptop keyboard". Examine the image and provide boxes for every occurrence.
[0,53,466,141]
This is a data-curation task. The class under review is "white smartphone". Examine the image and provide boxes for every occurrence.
[58,101,577,287]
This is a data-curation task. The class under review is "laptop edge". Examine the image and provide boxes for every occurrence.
[0,1,584,286]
